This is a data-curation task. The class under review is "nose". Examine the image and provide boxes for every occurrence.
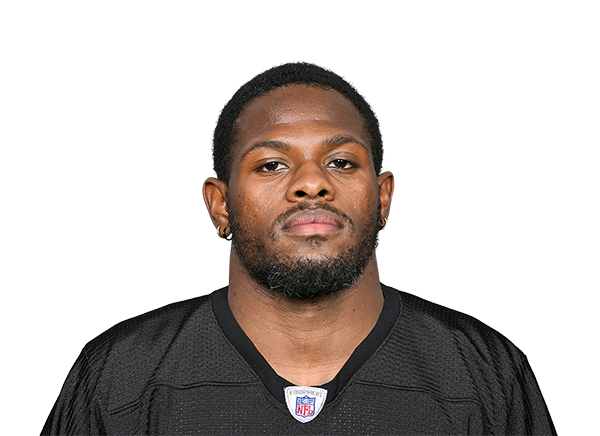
[286,161,335,202]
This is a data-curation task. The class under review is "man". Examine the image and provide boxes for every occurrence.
[43,63,556,435]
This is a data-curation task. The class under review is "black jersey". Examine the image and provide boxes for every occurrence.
[42,285,556,435]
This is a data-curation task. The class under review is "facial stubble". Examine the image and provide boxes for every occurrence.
[228,200,381,299]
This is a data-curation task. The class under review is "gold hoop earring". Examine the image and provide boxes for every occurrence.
[381,217,387,230]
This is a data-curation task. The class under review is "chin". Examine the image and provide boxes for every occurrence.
[238,242,377,300]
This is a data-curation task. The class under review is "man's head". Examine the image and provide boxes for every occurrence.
[204,64,393,299]
[212,62,383,184]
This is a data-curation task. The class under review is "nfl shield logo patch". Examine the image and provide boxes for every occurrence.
[284,386,327,423]
[296,395,315,417]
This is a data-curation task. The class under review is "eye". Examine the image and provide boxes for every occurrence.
[327,159,355,170]
[257,161,287,172]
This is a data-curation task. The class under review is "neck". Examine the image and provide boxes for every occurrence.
[227,251,384,386]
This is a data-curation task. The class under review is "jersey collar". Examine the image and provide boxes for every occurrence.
[212,284,401,405]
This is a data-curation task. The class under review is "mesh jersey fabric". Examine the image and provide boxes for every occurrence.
[42,284,556,435]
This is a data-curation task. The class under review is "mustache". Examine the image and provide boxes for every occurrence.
[270,202,354,231]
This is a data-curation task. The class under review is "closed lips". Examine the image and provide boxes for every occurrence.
[283,209,344,231]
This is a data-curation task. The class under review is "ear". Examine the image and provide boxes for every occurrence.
[377,171,394,220]
[203,177,229,231]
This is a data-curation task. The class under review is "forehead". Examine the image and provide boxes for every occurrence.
[233,85,371,153]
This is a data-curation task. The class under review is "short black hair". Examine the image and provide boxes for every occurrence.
[212,62,383,183]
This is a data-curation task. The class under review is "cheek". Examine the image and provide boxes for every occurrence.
[231,188,275,228]
[342,181,379,217]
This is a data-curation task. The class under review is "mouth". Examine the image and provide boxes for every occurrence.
[282,209,345,236]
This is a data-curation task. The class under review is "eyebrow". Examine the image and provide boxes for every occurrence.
[323,135,368,151]
[242,134,368,159]
[244,140,290,156]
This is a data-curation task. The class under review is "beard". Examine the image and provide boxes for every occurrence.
[228,200,381,299]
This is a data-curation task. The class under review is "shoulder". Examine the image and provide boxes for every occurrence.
[393,285,525,368]
[354,286,555,434]
[77,288,245,411]
[362,285,528,401]
[83,291,215,360]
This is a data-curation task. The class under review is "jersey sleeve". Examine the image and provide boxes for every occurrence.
[41,348,107,436]
[505,357,557,435]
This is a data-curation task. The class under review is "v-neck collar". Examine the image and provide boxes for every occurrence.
[212,284,400,405]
